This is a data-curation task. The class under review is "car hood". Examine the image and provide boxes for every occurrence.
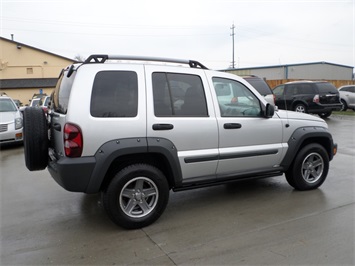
[0,112,19,123]
[275,109,325,123]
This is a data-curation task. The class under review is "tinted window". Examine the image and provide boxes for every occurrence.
[316,83,338,94]
[152,72,208,117]
[91,71,138,117]
[244,77,272,95]
[286,84,315,95]
[53,70,76,114]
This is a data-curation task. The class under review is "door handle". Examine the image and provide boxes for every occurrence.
[152,124,174,130]
[224,123,242,129]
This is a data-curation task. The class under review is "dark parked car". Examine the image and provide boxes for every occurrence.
[273,81,342,118]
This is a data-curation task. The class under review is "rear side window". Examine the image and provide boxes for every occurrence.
[286,84,315,95]
[152,72,208,117]
[91,71,138,117]
[53,70,76,114]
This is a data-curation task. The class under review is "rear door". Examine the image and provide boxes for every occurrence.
[145,65,219,180]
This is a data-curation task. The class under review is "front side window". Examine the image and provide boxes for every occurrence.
[213,77,261,117]
[152,72,208,117]
[91,71,138,117]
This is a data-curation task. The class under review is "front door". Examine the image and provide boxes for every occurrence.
[206,74,286,176]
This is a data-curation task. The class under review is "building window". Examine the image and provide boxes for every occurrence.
[27,68,33,74]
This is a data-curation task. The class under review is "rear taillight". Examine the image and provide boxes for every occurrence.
[64,123,83,157]
[313,94,320,103]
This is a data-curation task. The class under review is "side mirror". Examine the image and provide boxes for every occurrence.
[264,103,275,118]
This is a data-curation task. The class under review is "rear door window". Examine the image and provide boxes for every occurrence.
[152,72,208,117]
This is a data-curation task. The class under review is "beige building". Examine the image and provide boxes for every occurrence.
[0,36,76,105]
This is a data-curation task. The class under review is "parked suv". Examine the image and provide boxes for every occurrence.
[23,55,337,229]
[338,85,355,111]
[273,81,342,118]
[241,75,275,105]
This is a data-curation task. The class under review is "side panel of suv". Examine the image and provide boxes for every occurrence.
[23,55,338,229]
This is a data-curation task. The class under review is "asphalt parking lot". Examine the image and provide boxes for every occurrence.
[1,115,354,265]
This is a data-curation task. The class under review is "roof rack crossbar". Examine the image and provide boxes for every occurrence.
[84,54,208,69]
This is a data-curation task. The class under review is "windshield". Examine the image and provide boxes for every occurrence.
[0,98,17,112]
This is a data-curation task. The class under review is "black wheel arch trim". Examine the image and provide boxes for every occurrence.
[85,137,182,193]
[280,126,336,170]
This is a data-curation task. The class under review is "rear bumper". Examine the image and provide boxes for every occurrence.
[47,155,96,192]
[308,103,342,113]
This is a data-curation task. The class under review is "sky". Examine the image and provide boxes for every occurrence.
[1,0,354,70]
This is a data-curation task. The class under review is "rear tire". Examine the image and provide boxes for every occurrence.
[23,107,48,171]
[318,111,332,118]
[285,144,329,190]
[102,164,169,229]
[340,99,348,111]
[294,103,307,113]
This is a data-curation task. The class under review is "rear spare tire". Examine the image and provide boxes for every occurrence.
[23,107,49,171]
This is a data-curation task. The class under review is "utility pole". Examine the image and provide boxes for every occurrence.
[230,23,236,69]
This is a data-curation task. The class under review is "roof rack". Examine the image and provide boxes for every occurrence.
[84,54,208,69]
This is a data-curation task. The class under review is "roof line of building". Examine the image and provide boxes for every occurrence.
[224,61,354,71]
[0,36,78,63]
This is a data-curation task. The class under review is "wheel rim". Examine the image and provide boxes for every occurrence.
[295,105,306,112]
[340,100,346,111]
[301,152,324,183]
[119,177,159,218]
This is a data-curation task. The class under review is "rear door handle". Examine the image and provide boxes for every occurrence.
[152,124,174,130]
[224,123,242,129]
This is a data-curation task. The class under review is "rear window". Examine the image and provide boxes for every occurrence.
[91,71,138,117]
[316,83,338,94]
[243,77,272,96]
[53,70,76,114]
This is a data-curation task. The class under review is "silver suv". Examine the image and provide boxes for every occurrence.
[23,55,338,229]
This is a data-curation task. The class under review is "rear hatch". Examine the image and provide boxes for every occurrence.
[49,66,78,159]
[316,82,340,105]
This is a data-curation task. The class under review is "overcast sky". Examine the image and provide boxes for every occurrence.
[1,0,354,70]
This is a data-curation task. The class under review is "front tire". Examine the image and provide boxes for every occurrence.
[102,164,169,229]
[285,144,329,190]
